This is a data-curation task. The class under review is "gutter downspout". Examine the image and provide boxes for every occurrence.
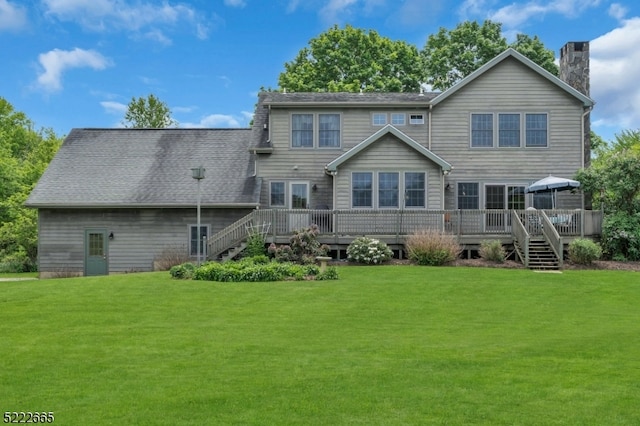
[581,105,593,237]
[428,104,433,151]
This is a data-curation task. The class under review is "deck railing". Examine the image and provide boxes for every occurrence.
[251,209,600,238]
[207,208,603,258]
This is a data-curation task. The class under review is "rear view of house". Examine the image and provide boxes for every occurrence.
[27,42,601,276]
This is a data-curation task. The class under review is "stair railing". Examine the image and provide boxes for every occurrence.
[207,211,258,259]
[539,210,563,269]
[511,211,530,267]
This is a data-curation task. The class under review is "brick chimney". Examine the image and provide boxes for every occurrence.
[560,41,591,206]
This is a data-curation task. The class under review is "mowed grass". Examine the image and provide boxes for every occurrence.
[1,267,639,425]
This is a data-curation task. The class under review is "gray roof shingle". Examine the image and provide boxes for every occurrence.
[26,128,260,208]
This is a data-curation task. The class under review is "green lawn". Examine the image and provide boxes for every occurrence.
[1,266,639,425]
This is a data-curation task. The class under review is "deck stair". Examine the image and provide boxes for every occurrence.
[517,237,560,270]
[220,242,247,262]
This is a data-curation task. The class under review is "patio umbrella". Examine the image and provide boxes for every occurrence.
[525,175,581,209]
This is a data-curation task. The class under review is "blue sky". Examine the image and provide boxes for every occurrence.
[1,0,639,142]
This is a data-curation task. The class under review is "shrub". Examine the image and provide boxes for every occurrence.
[192,258,330,282]
[154,244,191,271]
[479,240,506,263]
[269,225,329,264]
[346,237,393,264]
[244,233,267,257]
[405,229,461,266]
[316,266,339,280]
[568,238,602,265]
[169,262,196,279]
[601,212,640,261]
[0,249,35,273]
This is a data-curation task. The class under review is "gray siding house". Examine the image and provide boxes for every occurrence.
[26,129,260,277]
[28,42,600,276]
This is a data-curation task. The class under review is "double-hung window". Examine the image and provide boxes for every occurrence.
[270,182,286,207]
[353,172,426,208]
[292,113,340,148]
[458,183,479,209]
[471,114,493,147]
[319,114,340,148]
[525,113,548,147]
[352,172,373,208]
[291,114,313,148]
[378,172,399,208]
[498,114,520,147]
[404,172,425,208]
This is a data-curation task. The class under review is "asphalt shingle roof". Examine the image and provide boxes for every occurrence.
[26,128,260,208]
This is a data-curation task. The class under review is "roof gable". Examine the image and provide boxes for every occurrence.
[27,128,260,208]
[325,125,452,173]
[431,48,594,107]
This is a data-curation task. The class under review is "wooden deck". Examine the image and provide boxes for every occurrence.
[207,208,603,260]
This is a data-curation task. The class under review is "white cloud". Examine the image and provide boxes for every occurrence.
[173,106,197,113]
[459,0,602,28]
[180,114,242,128]
[590,17,640,134]
[319,0,358,22]
[100,100,127,115]
[42,0,210,41]
[609,3,628,21]
[36,47,111,92]
[0,0,27,31]
[224,0,246,7]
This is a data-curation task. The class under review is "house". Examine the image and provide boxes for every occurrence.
[26,129,260,277]
[27,42,601,276]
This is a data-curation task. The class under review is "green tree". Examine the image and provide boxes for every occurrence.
[575,130,640,260]
[421,20,558,90]
[278,24,423,92]
[0,97,63,271]
[122,94,177,128]
[509,33,558,75]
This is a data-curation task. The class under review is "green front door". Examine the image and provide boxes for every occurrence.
[85,229,108,276]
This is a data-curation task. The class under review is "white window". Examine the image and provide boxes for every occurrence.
[292,113,341,148]
[378,172,399,208]
[352,171,426,209]
[270,182,285,207]
[526,113,548,147]
[319,114,340,148]
[498,113,521,147]
[471,114,493,147]
[372,113,387,126]
[291,114,313,148]
[391,113,406,125]
[404,172,425,208]
[457,183,479,209]
[409,114,424,125]
[352,172,373,208]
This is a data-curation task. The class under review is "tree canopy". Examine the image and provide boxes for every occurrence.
[0,98,63,271]
[278,24,423,92]
[122,94,177,128]
[421,20,558,90]
[575,129,640,260]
